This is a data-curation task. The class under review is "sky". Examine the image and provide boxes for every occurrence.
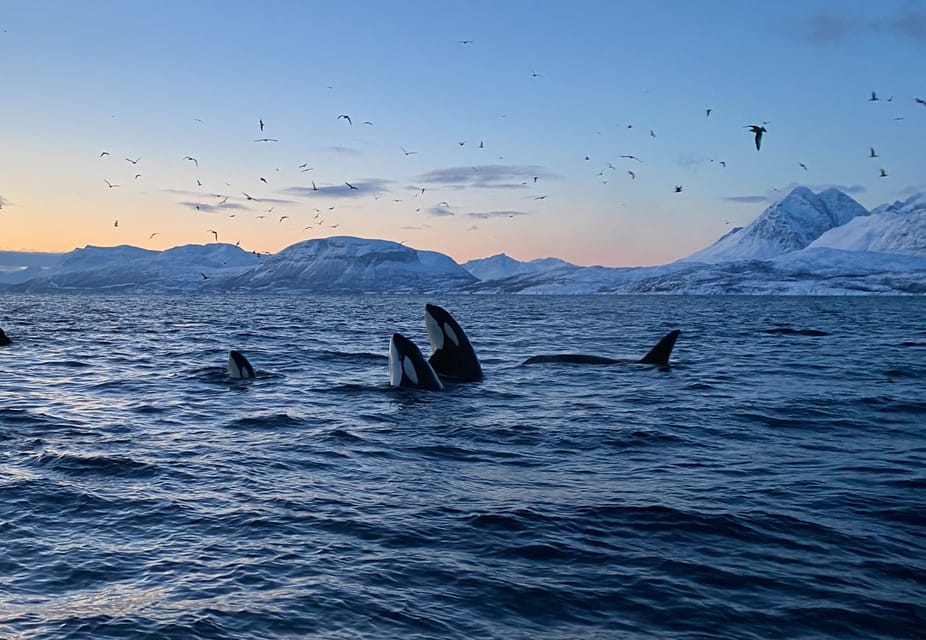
[1,0,925,267]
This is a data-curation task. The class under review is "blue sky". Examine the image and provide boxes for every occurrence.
[1,1,924,266]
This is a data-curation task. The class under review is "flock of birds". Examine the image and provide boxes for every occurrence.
[86,73,923,258]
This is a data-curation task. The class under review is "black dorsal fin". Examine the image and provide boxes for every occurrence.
[638,330,681,365]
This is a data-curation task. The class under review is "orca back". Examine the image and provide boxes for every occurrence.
[638,330,681,365]
[0,328,10,346]
[227,350,256,379]
[425,304,483,382]
[389,333,443,391]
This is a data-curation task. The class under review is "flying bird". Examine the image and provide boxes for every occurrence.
[259,119,264,131]
[183,155,199,167]
[149,232,159,239]
[799,162,808,171]
[208,229,218,241]
[880,168,888,177]
[99,151,109,158]
[620,154,642,162]
[627,170,635,180]
[458,40,473,44]
[279,215,289,223]
[104,179,119,188]
[259,177,268,184]
[400,147,417,156]
[362,121,373,126]
[705,108,712,117]
[242,192,257,201]
[135,173,142,180]
[125,157,140,164]
[916,98,926,106]
[345,182,359,190]
[201,272,208,280]
[869,147,878,158]
[312,180,318,191]
[869,91,879,101]
[114,219,119,227]
[674,185,683,193]
[337,114,352,125]
[745,125,767,150]
[650,129,656,138]
[254,138,278,142]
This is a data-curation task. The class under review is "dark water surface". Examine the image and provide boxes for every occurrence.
[1,294,924,639]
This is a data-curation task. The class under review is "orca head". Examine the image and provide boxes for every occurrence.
[0,328,10,346]
[389,332,443,391]
[424,304,483,382]
[227,350,256,379]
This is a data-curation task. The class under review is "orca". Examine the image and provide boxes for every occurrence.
[227,350,256,379]
[424,303,483,382]
[522,329,681,367]
[389,332,443,391]
[0,328,10,346]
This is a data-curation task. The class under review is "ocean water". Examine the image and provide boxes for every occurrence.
[1,294,923,640]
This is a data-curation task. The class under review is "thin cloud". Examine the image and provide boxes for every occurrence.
[428,206,455,217]
[284,178,391,199]
[798,8,926,47]
[320,145,363,156]
[465,210,529,219]
[417,164,555,189]
[723,195,769,204]
[724,182,867,204]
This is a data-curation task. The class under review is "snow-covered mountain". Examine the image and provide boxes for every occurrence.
[2,187,925,295]
[462,254,576,281]
[683,186,869,263]
[227,236,476,293]
[7,243,262,292]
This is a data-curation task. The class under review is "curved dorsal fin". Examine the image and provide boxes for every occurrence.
[638,330,681,365]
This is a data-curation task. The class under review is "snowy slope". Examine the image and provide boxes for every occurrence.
[684,187,869,263]
[9,244,262,292]
[228,236,477,293]
[462,253,575,281]
[809,192,926,257]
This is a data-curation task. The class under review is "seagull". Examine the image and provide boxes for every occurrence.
[125,157,140,164]
[400,147,417,156]
[183,155,199,167]
[242,192,257,201]
[534,195,548,200]
[650,129,656,138]
[259,119,264,131]
[114,219,119,227]
[362,121,373,126]
[337,114,352,125]
[254,138,278,142]
[674,185,683,193]
[259,177,268,184]
[134,173,142,180]
[706,108,712,117]
[719,161,727,167]
[916,98,926,106]
[99,151,109,158]
[620,154,642,162]
[799,162,808,171]
[208,229,218,241]
[104,179,119,188]
[880,168,888,177]
[279,215,289,223]
[201,272,209,280]
[869,91,879,101]
[627,170,635,180]
[345,182,359,190]
[869,147,878,158]
[745,125,767,150]
[149,232,159,239]
[312,180,318,191]
[458,40,473,44]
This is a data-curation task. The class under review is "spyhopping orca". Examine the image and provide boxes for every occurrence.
[227,350,256,379]
[389,333,443,391]
[522,329,681,366]
[0,328,10,346]
[425,304,483,382]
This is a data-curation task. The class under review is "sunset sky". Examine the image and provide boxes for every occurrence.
[1,1,924,266]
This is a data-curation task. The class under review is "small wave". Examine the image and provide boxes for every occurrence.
[30,450,158,479]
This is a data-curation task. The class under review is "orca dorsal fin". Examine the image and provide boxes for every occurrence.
[638,330,681,365]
